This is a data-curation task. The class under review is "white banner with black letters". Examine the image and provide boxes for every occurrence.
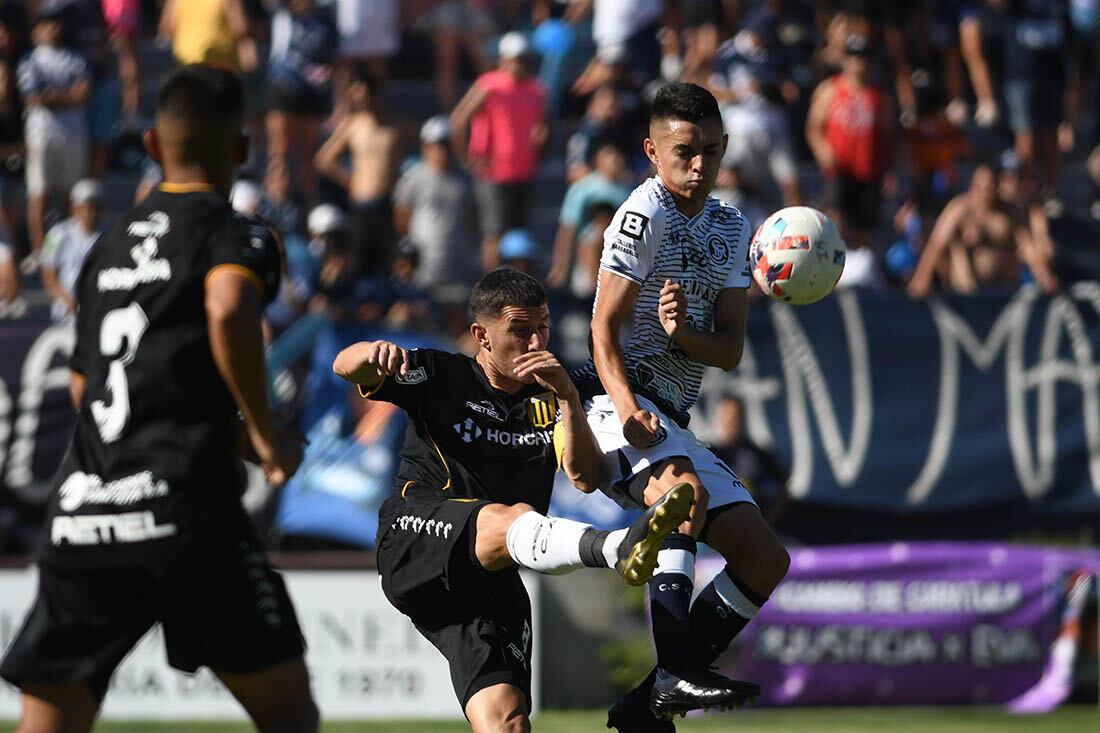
[0,568,540,720]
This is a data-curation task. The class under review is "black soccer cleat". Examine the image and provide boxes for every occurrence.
[649,667,761,719]
[607,688,676,732]
[615,482,694,586]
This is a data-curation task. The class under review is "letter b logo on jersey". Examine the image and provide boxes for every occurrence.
[619,211,649,239]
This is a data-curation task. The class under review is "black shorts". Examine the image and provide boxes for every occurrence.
[683,0,723,28]
[350,198,394,275]
[0,522,305,702]
[266,79,327,117]
[377,495,533,712]
[829,175,881,232]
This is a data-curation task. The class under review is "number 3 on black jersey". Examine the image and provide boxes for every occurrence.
[90,302,149,443]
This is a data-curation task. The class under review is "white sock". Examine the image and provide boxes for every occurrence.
[506,511,594,575]
[602,528,628,568]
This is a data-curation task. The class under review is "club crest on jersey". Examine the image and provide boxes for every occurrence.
[707,234,729,264]
[527,393,557,429]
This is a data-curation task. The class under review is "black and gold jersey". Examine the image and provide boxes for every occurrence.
[40,184,282,565]
[367,349,564,526]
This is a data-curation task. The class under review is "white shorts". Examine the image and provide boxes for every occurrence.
[585,394,755,512]
[25,126,87,198]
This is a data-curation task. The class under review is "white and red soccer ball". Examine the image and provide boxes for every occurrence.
[749,206,846,305]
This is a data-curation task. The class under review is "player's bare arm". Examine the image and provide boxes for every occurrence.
[659,281,748,370]
[591,270,661,449]
[207,268,301,486]
[513,350,605,492]
[332,340,410,393]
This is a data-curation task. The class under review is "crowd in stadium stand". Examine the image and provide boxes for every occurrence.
[0,0,1097,335]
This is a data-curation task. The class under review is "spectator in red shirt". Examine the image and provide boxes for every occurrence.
[450,32,548,272]
[806,33,894,252]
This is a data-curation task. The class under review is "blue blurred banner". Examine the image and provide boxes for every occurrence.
[272,325,449,547]
[691,285,1100,515]
[3,287,1100,550]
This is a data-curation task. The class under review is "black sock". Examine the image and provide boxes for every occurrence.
[648,532,697,675]
[578,528,612,568]
[689,565,769,665]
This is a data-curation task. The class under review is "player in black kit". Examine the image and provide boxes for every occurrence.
[333,268,694,733]
[0,66,319,732]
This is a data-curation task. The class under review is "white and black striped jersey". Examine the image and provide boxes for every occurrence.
[573,177,752,425]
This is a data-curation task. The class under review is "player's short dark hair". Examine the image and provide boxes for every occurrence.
[469,268,547,321]
[650,82,722,127]
[156,64,244,161]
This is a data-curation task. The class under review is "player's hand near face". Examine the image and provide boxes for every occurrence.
[622,408,661,448]
[333,340,409,389]
[658,278,687,337]
[512,350,576,400]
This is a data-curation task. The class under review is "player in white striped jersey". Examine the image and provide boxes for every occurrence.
[573,83,791,729]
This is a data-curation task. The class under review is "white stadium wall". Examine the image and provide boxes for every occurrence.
[0,568,541,721]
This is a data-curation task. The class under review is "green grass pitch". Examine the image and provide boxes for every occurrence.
[10,706,1096,732]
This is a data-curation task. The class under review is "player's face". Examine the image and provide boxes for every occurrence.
[645,118,727,204]
[480,304,551,383]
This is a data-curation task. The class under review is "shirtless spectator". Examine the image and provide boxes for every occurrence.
[907,164,1058,297]
[314,66,398,276]
[451,32,547,272]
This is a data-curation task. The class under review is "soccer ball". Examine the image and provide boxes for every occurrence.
[749,206,846,305]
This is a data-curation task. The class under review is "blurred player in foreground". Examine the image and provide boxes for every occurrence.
[0,65,319,733]
[571,83,791,729]
[333,268,694,733]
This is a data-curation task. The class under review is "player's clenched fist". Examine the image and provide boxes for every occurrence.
[333,340,409,387]
[622,407,661,449]
[658,278,687,337]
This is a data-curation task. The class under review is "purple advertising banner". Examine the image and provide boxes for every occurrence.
[704,543,1100,706]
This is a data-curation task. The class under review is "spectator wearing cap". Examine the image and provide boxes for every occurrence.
[18,2,92,268]
[393,115,478,304]
[267,203,346,331]
[806,33,894,254]
[548,140,633,290]
[41,178,104,323]
[451,32,548,272]
[314,65,399,276]
[498,228,540,274]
